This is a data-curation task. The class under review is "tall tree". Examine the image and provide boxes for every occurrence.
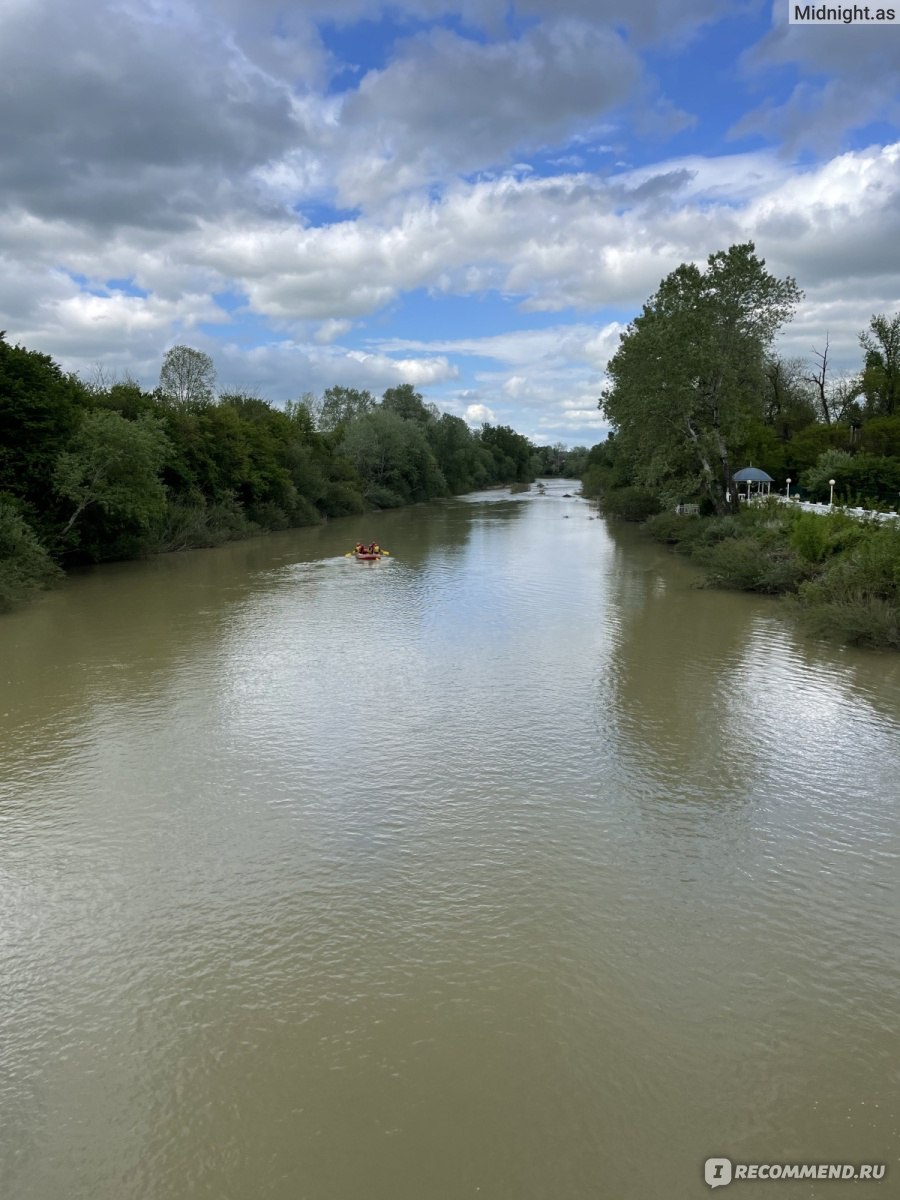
[763,355,817,440]
[601,243,802,514]
[340,409,446,505]
[318,385,375,431]
[54,410,171,551]
[381,383,438,425]
[158,345,217,410]
[0,333,85,526]
[856,313,900,417]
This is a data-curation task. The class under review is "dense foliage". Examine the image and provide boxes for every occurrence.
[599,243,802,515]
[583,244,900,648]
[587,266,900,517]
[0,333,540,611]
[643,502,900,650]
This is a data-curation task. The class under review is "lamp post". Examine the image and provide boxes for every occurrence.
[829,478,836,508]
[785,477,791,500]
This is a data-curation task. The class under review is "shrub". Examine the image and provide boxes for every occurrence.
[289,495,322,527]
[789,512,831,563]
[793,522,900,648]
[696,537,803,593]
[0,501,62,611]
[644,511,699,545]
[321,482,365,517]
[644,511,709,551]
[365,485,405,509]
[795,595,900,650]
[599,486,661,522]
[149,497,256,552]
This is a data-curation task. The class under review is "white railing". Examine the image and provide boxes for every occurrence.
[774,496,899,523]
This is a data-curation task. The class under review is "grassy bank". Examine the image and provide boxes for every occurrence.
[641,501,900,650]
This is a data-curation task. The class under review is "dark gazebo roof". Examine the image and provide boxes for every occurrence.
[733,467,774,483]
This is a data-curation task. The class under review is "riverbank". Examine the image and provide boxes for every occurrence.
[640,500,900,650]
[2,334,548,615]
[1,481,527,615]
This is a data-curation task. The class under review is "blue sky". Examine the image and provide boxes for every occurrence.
[1,0,898,444]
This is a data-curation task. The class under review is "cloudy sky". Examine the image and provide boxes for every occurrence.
[2,0,898,445]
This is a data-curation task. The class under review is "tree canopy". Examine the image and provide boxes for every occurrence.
[158,345,217,410]
[601,243,802,514]
[0,338,542,608]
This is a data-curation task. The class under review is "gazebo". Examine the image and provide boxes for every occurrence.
[733,466,774,501]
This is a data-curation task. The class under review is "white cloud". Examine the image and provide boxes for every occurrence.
[735,6,900,150]
[333,21,641,207]
[0,0,896,449]
[464,403,496,424]
[314,319,353,344]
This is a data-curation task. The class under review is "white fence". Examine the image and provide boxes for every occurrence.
[773,496,899,524]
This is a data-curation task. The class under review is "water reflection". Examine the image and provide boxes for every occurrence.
[1,481,899,1200]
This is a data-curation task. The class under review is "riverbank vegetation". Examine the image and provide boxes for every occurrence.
[0,335,542,611]
[584,242,900,649]
[645,503,900,649]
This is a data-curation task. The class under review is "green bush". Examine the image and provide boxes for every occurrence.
[321,482,365,517]
[149,497,257,552]
[599,486,662,522]
[289,495,323,527]
[695,537,806,594]
[0,501,61,611]
[789,512,831,563]
[694,514,744,546]
[644,511,700,545]
[795,595,900,649]
[643,511,716,552]
[792,522,900,648]
[365,485,405,509]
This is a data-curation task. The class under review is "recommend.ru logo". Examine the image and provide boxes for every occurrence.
[704,1157,887,1186]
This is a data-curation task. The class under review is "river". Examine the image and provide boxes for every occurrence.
[1,479,898,1199]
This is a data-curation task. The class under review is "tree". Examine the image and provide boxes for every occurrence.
[0,500,62,611]
[284,393,321,436]
[339,409,446,505]
[763,355,817,439]
[318,385,375,431]
[477,424,536,483]
[426,413,487,492]
[54,410,171,552]
[158,345,217,410]
[856,313,900,417]
[803,336,859,426]
[0,333,85,526]
[381,383,438,425]
[600,243,802,514]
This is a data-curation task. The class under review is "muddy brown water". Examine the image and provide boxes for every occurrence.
[1,480,898,1199]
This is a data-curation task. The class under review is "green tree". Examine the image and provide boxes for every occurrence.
[381,383,438,425]
[340,409,446,505]
[427,413,487,492]
[763,355,817,440]
[0,500,62,611]
[601,243,802,514]
[54,410,171,554]
[856,313,900,417]
[318,385,375,431]
[0,333,86,529]
[158,345,217,410]
[477,424,535,483]
[284,394,320,438]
